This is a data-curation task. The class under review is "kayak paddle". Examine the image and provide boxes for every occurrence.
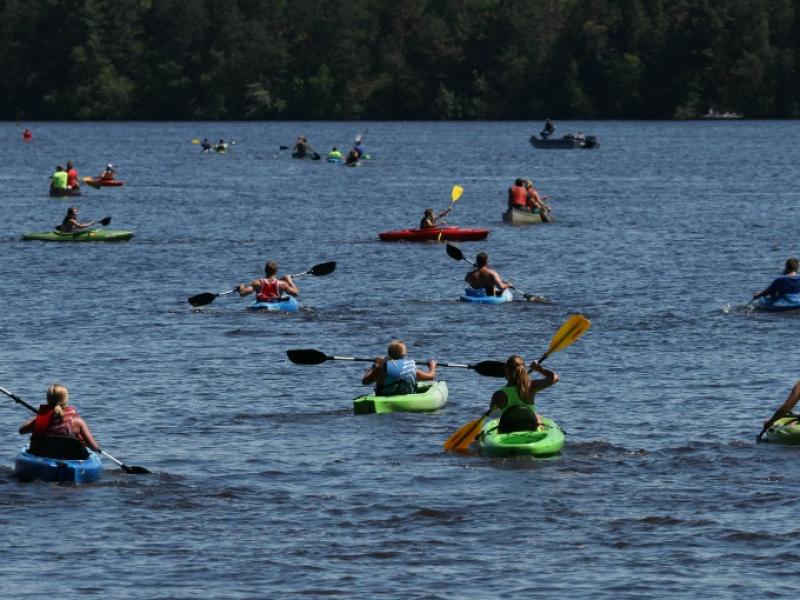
[443,314,591,452]
[188,261,336,307]
[286,348,506,377]
[437,185,464,242]
[81,176,102,190]
[445,243,544,302]
[0,385,150,474]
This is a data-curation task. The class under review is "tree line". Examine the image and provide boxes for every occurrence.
[2,0,798,120]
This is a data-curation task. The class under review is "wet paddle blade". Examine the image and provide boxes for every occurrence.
[286,349,330,365]
[470,361,506,377]
[81,177,102,190]
[191,139,200,144]
[444,412,489,452]
[446,243,465,261]
[451,185,464,202]
[187,292,218,307]
[99,216,112,226]
[539,314,591,362]
[309,261,336,276]
[122,465,151,474]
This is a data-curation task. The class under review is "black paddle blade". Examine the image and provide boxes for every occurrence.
[286,349,330,365]
[188,292,217,307]
[99,216,112,226]
[446,244,465,261]
[471,360,506,377]
[309,261,336,276]
[122,465,150,474]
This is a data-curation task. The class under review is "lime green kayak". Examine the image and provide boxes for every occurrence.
[764,416,800,445]
[478,416,565,457]
[353,381,448,414]
[22,229,134,242]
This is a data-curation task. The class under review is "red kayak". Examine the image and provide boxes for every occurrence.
[93,179,124,187]
[378,226,490,242]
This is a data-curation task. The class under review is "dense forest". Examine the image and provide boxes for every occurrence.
[2,0,799,120]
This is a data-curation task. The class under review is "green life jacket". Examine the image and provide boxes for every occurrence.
[51,171,68,189]
[498,384,535,415]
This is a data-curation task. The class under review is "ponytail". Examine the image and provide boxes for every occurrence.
[504,355,532,399]
[46,383,69,418]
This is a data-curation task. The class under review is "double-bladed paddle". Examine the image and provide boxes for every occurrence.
[443,314,592,452]
[446,243,544,302]
[286,348,506,377]
[188,261,337,307]
[0,385,150,474]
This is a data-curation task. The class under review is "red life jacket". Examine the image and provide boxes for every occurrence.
[67,168,79,188]
[31,404,82,451]
[256,277,281,301]
[509,185,528,208]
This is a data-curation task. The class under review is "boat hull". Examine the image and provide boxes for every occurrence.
[15,444,103,483]
[756,294,800,311]
[529,135,599,149]
[459,288,513,304]
[22,229,134,242]
[249,296,300,313]
[479,417,565,457]
[353,381,448,414]
[503,207,544,225]
[378,227,490,242]
[764,416,800,444]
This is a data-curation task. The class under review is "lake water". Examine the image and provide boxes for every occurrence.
[1,120,798,598]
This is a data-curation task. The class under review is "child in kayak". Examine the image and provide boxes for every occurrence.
[18,384,101,455]
[58,207,97,233]
[236,261,299,302]
[361,340,437,396]
[490,355,559,433]
[420,207,451,229]
[465,252,512,296]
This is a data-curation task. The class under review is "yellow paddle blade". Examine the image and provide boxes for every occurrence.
[544,314,591,358]
[451,185,464,202]
[191,139,200,144]
[444,413,487,452]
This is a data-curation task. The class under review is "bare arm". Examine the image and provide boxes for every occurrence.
[528,361,559,396]
[237,278,260,297]
[416,359,437,382]
[362,357,384,385]
[75,418,100,452]
[491,269,510,291]
[765,380,800,428]
[280,275,299,297]
[19,417,34,435]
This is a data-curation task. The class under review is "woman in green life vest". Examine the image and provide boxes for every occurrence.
[490,355,558,433]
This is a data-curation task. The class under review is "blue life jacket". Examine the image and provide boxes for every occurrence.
[377,358,417,396]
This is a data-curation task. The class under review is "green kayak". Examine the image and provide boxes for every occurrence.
[22,229,134,242]
[764,416,800,445]
[353,381,448,414]
[478,416,565,457]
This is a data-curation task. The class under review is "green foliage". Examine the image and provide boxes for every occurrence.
[0,0,797,119]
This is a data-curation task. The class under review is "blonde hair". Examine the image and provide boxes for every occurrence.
[504,355,531,399]
[46,383,69,418]
[387,340,407,359]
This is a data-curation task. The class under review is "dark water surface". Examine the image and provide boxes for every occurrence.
[1,121,798,598]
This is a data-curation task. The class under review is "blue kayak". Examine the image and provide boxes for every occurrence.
[249,296,300,313]
[757,293,800,311]
[459,288,513,304]
[326,156,342,163]
[15,439,103,484]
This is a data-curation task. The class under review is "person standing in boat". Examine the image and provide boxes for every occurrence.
[752,258,800,302]
[65,161,80,190]
[236,261,299,302]
[540,118,555,139]
[361,340,437,396]
[59,207,97,233]
[489,355,558,433]
[465,252,512,297]
[420,207,451,229]
[18,384,101,455]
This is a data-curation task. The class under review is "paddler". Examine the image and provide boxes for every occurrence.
[488,355,558,433]
[753,258,800,303]
[293,136,309,158]
[524,179,551,214]
[215,139,228,153]
[345,148,360,166]
[50,165,68,193]
[65,161,80,190]
[236,260,299,302]
[99,163,116,181]
[22,128,32,141]
[58,206,96,233]
[540,118,555,139]
[420,207,451,229]
[353,137,366,159]
[327,146,342,161]
[201,138,212,153]
[763,380,800,431]
[18,384,101,455]
[361,340,437,396]
[465,252,512,297]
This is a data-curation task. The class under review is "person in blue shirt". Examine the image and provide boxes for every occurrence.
[753,257,800,301]
[361,340,437,396]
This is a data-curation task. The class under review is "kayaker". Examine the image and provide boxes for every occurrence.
[753,258,800,302]
[763,381,800,431]
[215,139,228,153]
[237,260,299,301]
[59,206,96,233]
[489,355,559,433]
[293,137,309,158]
[345,148,360,166]
[22,128,32,141]
[65,161,80,190]
[361,340,437,396]
[327,146,342,160]
[18,384,101,455]
[50,165,68,192]
[201,138,212,153]
[353,138,366,159]
[540,118,555,139]
[465,252,512,296]
[420,207,451,229]
[99,163,116,181]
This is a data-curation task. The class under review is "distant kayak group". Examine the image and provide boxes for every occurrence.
[292,134,369,166]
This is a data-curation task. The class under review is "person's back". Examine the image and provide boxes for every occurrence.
[465,252,508,296]
[51,167,68,190]
[66,161,79,188]
[508,178,529,210]
[361,340,437,397]
[101,164,115,180]
[19,384,100,455]
[328,147,342,160]
[755,258,800,301]
[345,149,359,165]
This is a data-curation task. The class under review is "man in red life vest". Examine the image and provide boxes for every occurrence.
[236,261,299,302]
